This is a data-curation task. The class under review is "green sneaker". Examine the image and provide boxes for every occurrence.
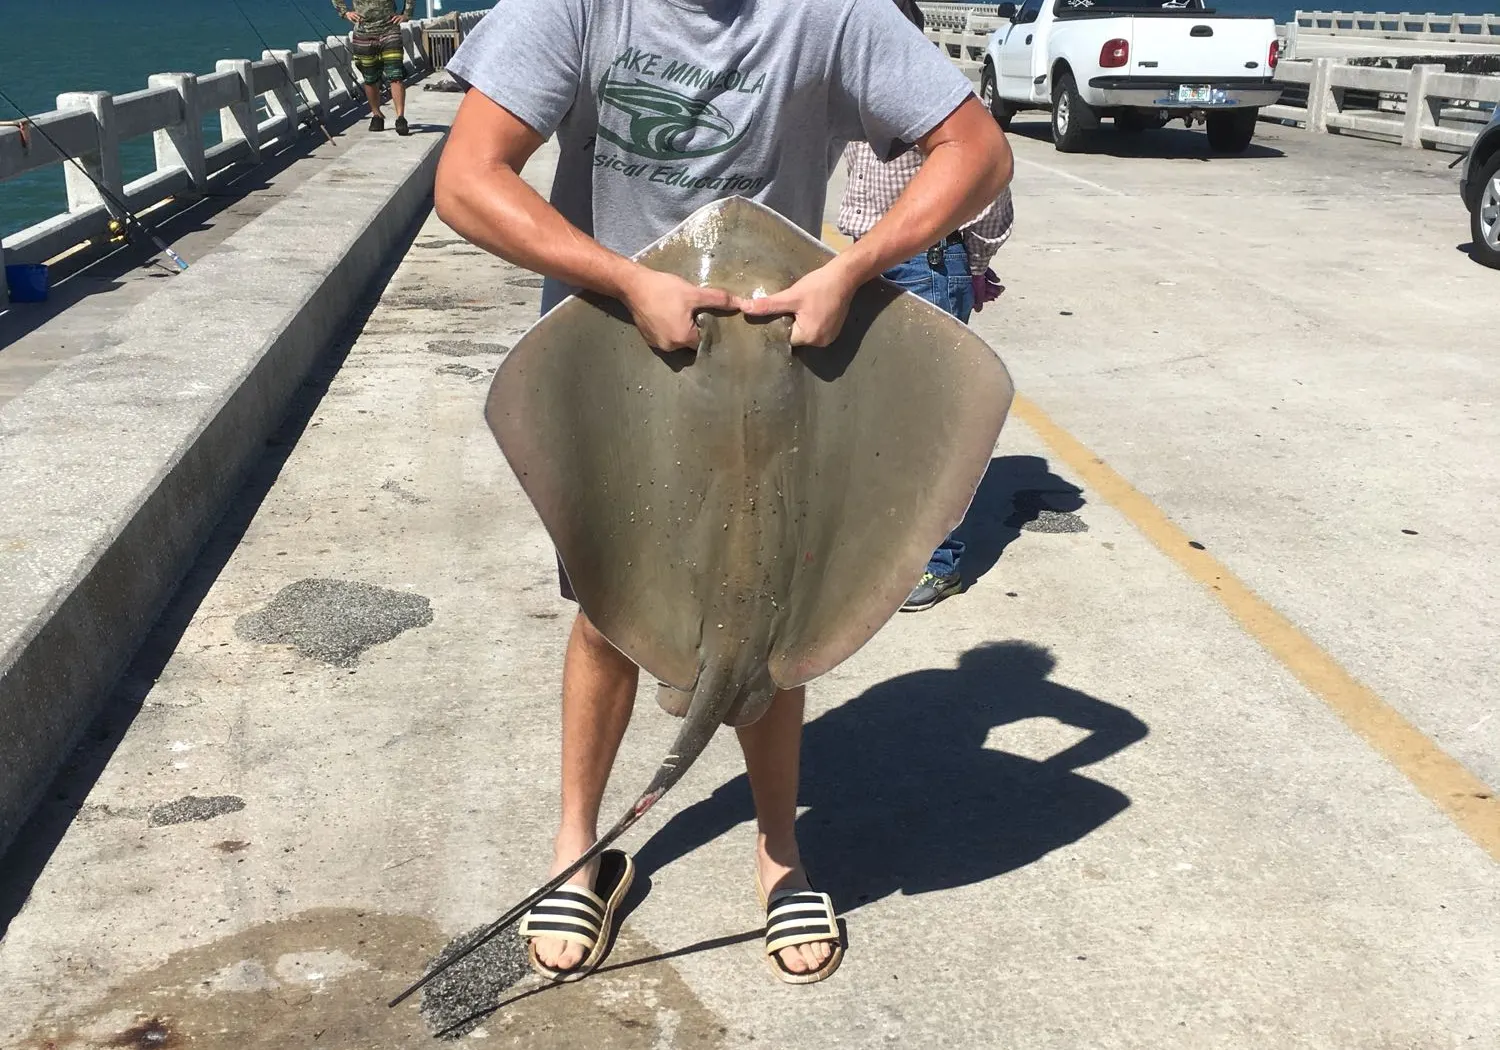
[901,571,962,612]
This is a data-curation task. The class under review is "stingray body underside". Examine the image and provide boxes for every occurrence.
[485,196,1015,731]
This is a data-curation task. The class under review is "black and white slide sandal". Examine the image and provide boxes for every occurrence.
[519,848,635,982]
[758,877,845,985]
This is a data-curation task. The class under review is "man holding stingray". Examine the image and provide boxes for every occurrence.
[437,0,1013,985]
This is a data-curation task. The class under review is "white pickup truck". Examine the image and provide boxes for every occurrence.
[979,0,1283,153]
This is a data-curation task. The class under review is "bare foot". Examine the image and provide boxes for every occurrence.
[757,834,834,975]
[530,832,599,972]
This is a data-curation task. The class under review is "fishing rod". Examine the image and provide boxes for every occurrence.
[228,0,335,143]
[286,0,344,40]
[0,85,189,272]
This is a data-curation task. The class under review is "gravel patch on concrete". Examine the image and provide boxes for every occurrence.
[235,579,433,667]
[147,795,246,828]
[418,926,533,1040]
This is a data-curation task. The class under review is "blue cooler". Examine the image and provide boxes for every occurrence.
[5,263,49,303]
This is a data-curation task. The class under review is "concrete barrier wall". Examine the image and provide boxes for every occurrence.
[1294,9,1500,42]
[0,15,463,307]
[1267,58,1500,148]
[0,125,447,859]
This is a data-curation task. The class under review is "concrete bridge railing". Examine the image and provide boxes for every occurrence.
[1284,10,1500,60]
[0,16,460,308]
[1267,57,1500,148]
[1294,9,1500,41]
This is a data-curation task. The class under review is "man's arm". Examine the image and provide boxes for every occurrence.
[837,97,1012,289]
[742,95,1012,345]
[963,186,1015,275]
[433,89,734,351]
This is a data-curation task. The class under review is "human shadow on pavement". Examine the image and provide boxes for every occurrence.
[951,455,1086,588]
[633,640,1148,913]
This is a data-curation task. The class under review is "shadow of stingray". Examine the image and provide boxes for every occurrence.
[635,640,1147,911]
[951,455,1086,587]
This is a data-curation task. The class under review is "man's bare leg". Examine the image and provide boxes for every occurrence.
[362,82,383,119]
[531,610,638,971]
[391,80,407,119]
[736,686,833,975]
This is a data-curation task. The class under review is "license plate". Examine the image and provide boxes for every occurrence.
[1178,84,1213,103]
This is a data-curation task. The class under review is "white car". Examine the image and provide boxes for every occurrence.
[981,0,1284,153]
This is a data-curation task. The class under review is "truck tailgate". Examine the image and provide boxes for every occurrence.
[1127,17,1275,80]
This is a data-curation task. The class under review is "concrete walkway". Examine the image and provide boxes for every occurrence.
[1,108,1496,1048]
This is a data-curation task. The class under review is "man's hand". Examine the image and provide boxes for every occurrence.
[343,9,362,23]
[738,258,862,347]
[971,269,1002,312]
[392,12,409,23]
[619,266,737,351]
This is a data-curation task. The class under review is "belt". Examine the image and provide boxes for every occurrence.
[926,231,965,267]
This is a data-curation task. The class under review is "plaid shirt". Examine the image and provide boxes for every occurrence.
[837,141,1014,275]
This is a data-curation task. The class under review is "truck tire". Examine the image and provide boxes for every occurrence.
[1470,151,1500,270]
[981,65,1015,130]
[1206,108,1259,154]
[1051,71,1095,153]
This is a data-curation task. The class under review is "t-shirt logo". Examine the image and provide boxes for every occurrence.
[596,72,748,160]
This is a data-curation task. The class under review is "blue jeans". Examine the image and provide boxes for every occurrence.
[881,242,972,578]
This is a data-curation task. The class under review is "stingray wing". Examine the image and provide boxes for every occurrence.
[484,197,1013,695]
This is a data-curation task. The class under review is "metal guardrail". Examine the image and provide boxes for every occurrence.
[0,16,462,306]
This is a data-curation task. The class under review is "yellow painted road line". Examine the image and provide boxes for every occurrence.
[1012,394,1500,861]
[816,224,1498,859]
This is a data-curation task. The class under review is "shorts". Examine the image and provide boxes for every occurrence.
[557,554,577,603]
[352,25,405,85]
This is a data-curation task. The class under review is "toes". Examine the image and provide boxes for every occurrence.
[536,937,584,971]
[776,941,832,975]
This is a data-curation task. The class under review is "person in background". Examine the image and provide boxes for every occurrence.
[837,0,1014,613]
[333,0,411,135]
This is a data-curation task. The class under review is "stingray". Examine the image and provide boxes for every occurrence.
[389,196,1014,1006]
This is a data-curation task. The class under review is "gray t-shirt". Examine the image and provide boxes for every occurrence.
[445,0,976,312]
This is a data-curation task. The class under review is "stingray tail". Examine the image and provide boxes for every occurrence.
[387,667,732,1008]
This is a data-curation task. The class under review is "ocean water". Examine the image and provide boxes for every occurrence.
[0,0,1487,238]
[0,0,494,238]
